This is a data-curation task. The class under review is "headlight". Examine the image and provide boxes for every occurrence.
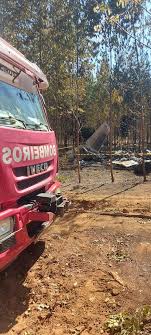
[0,217,14,242]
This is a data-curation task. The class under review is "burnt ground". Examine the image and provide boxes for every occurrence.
[0,166,151,335]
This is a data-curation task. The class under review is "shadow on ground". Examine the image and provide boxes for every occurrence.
[0,241,45,334]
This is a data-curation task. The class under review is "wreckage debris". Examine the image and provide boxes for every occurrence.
[112,150,151,175]
[65,121,151,175]
[85,122,110,153]
[66,122,110,165]
[112,158,139,170]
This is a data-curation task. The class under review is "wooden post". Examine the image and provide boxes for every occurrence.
[76,117,81,184]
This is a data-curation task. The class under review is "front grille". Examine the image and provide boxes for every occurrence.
[0,236,16,253]
[17,172,50,190]
[17,187,45,205]
[13,160,51,177]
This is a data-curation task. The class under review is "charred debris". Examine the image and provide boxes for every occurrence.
[65,123,151,176]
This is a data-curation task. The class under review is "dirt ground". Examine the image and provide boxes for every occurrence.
[1,166,151,335]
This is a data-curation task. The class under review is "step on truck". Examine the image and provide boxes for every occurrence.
[0,37,69,271]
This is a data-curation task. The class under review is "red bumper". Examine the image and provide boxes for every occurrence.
[0,182,61,271]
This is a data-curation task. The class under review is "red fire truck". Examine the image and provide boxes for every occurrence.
[0,37,69,270]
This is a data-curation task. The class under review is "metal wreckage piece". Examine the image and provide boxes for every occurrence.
[85,122,110,153]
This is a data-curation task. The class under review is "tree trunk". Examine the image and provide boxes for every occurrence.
[75,2,81,184]
[141,102,146,182]
[133,21,146,182]
[109,43,114,183]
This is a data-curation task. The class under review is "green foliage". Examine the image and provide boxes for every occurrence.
[105,306,151,335]
[0,0,151,147]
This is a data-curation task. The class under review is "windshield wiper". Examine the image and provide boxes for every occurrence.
[34,122,49,130]
[25,122,49,131]
[0,115,26,129]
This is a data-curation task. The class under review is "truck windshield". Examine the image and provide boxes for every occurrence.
[0,80,49,131]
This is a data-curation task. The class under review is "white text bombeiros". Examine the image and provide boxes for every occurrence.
[2,144,57,164]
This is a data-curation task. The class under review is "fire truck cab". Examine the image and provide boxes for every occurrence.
[0,37,68,270]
